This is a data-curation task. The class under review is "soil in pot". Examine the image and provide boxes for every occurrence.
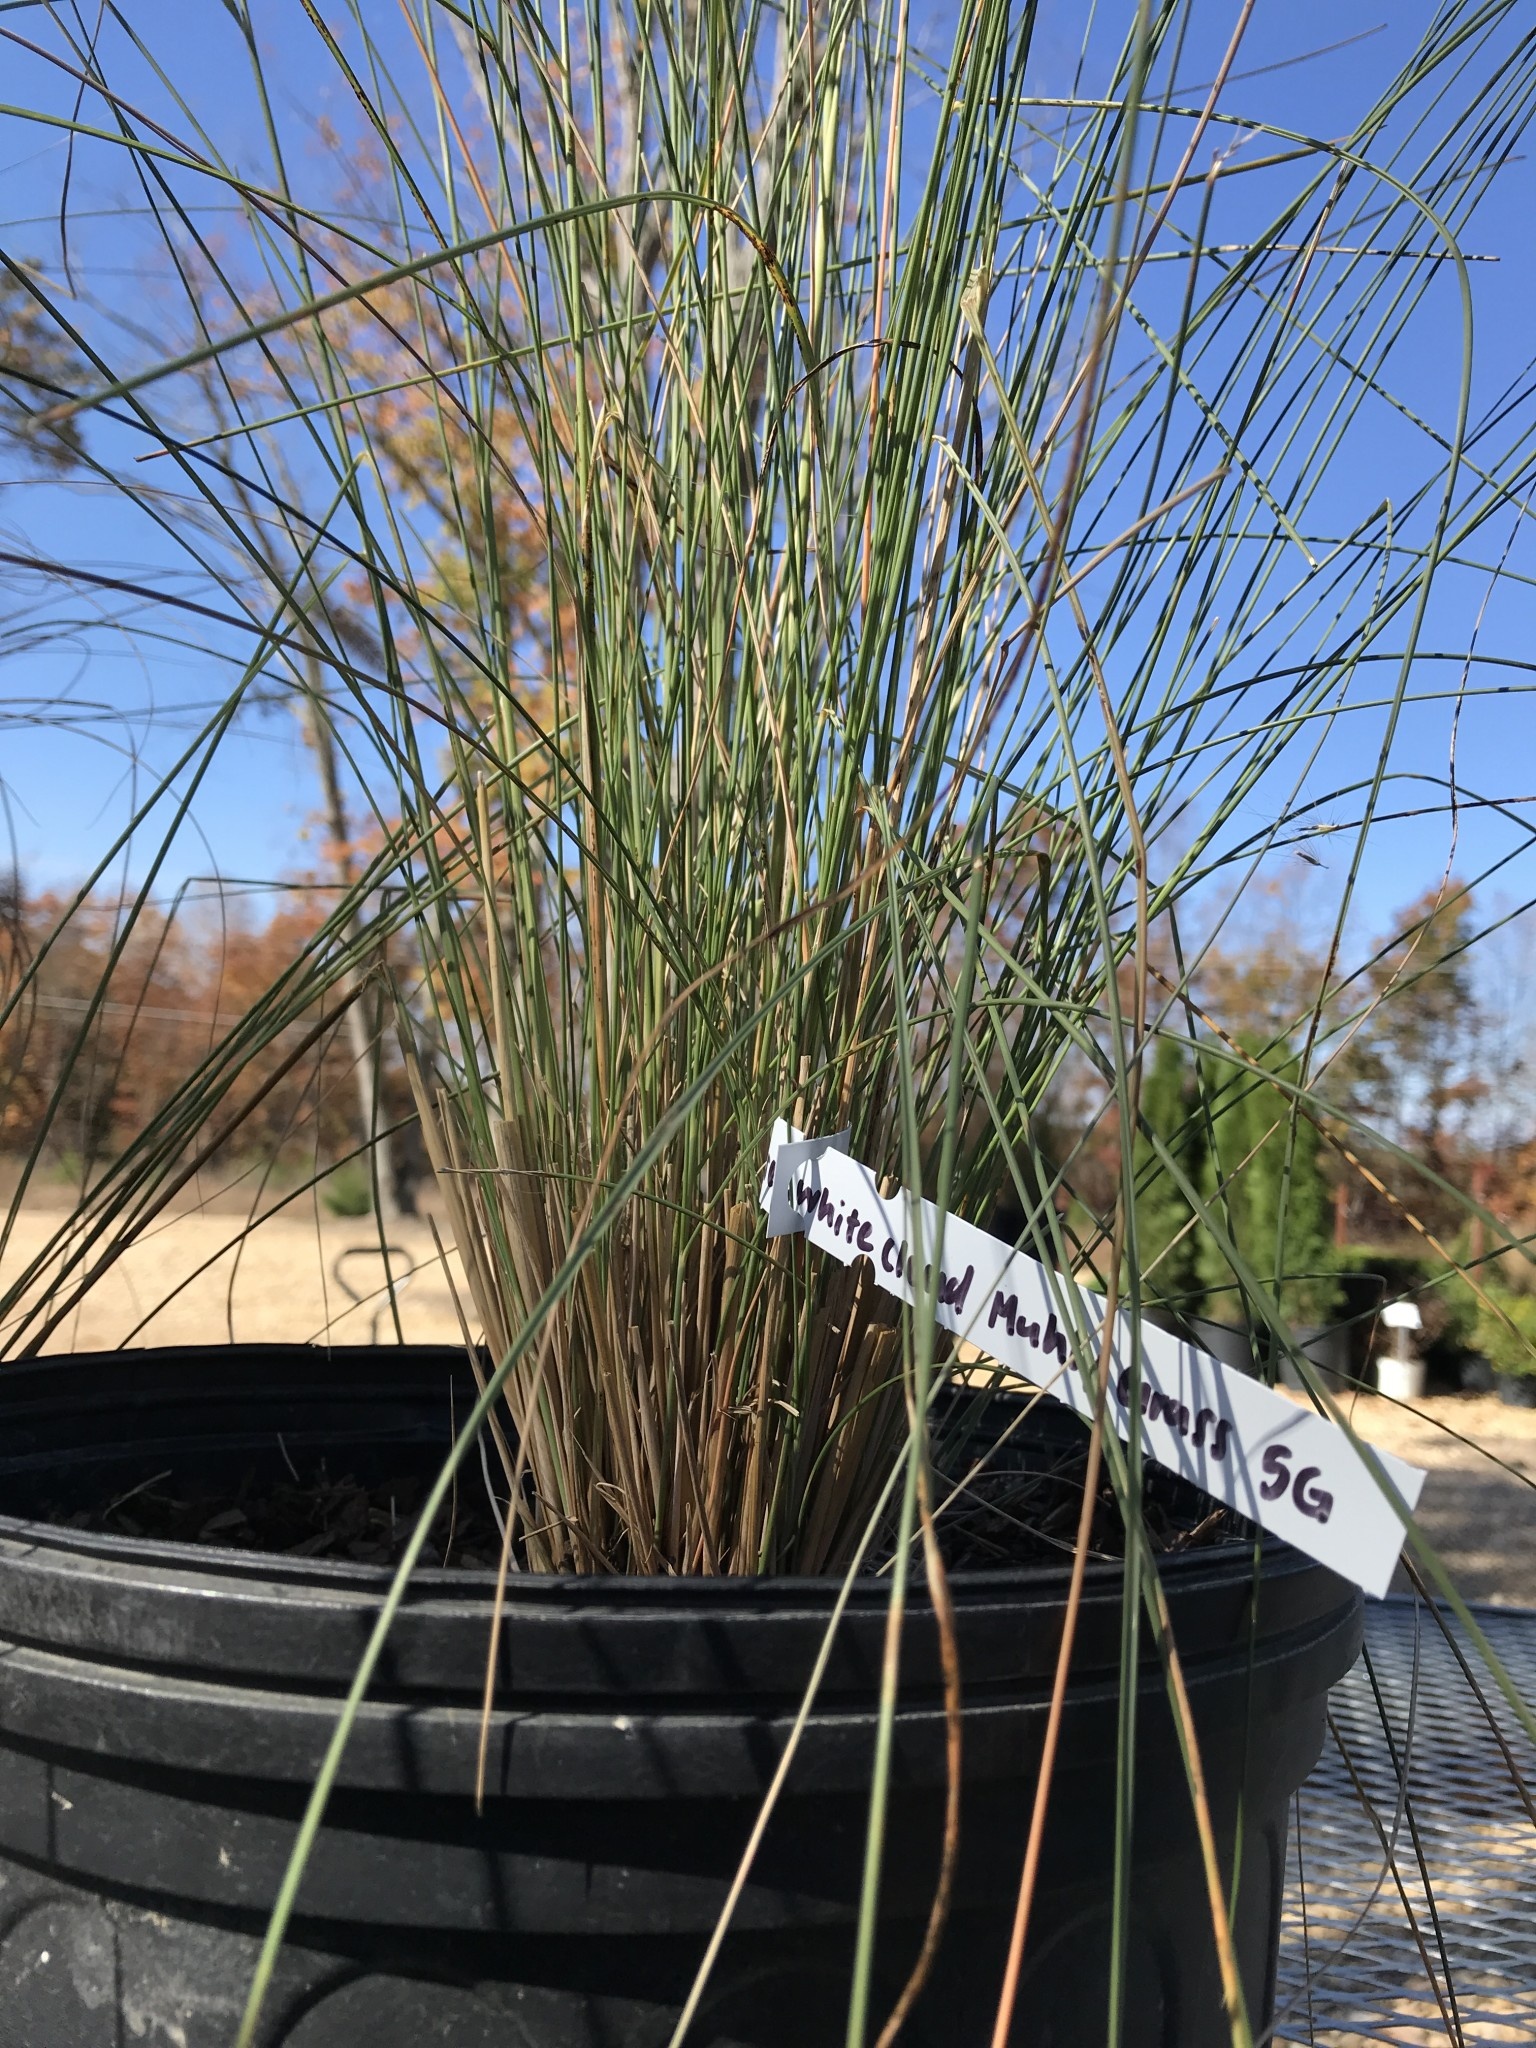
[47,1388,1244,1577]
[0,1344,1361,2048]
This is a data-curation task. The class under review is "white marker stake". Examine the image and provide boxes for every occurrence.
[762,1134,1425,1597]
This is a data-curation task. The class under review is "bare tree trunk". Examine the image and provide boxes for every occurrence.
[182,359,409,1226]
[298,657,405,1225]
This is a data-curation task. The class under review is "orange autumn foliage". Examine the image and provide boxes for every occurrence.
[0,885,385,1174]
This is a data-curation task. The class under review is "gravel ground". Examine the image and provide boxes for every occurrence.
[4,1203,1533,1603]
[1307,1387,1536,1608]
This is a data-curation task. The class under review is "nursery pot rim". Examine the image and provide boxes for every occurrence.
[0,1338,1303,1604]
[0,1504,1305,1597]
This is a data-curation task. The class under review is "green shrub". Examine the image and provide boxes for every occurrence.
[1197,1042,1340,1329]
[1127,1038,1206,1317]
[319,1161,374,1220]
[1470,1285,1536,1379]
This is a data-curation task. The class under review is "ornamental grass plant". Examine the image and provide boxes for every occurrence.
[5,3,1536,2042]
[10,0,1536,1567]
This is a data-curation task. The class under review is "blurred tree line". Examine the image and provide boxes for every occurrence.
[1050,879,1535,1339]
[0,880,413,1200]
[3,859,1525,1315]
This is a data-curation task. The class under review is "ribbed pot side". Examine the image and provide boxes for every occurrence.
[0,1346,1361,2047]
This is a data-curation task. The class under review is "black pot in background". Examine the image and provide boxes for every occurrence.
[0,1346,1360,2047]
[1461,1353,1497,1394]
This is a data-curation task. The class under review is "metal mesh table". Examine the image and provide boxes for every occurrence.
[1275,1597,1536,2045]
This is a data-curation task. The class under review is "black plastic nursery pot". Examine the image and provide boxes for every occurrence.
[0,1345,1361,2047]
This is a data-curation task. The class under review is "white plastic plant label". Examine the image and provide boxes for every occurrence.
[761,1127,1425,1597]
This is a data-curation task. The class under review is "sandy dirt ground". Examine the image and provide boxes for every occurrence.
[4,1202,1534,1604]
[1307,1387,1536,1608]
[0,1201,473,1355]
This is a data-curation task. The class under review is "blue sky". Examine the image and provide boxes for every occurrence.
[1,0,1533,962]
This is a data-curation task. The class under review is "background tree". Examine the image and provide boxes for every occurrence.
[1199,1038,1339,1330]
[0,263,85,468]
[1325,885,1488,1243]
[1197,874,1330,1048]
[1127,1035,1206,1318]
[0,881,367,1183]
